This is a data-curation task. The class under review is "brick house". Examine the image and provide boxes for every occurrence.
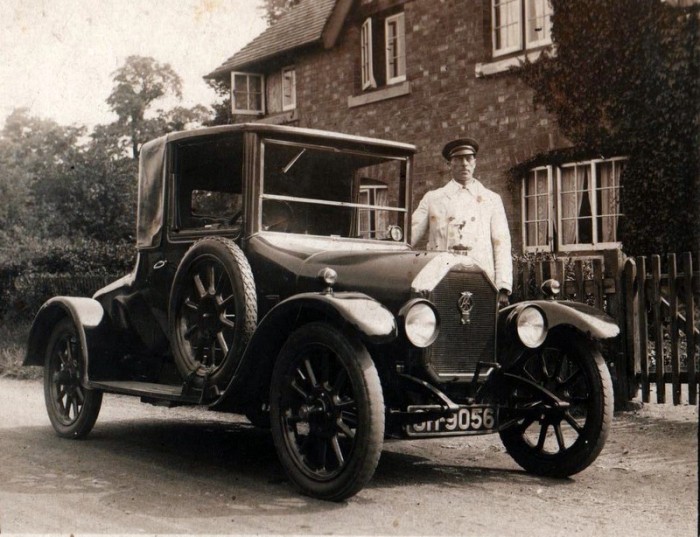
[205,0,628,257]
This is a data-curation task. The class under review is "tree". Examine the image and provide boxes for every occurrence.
[0,108,85,239]
[106,56,183,159]
[518,0,700,255]
[260,0,300,25]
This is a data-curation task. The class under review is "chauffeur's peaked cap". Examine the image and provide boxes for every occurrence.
[442,137,480,160]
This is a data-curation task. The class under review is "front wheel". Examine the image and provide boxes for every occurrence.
[498,331,613,477]
[44,318,102,438]
[270,323,385,501]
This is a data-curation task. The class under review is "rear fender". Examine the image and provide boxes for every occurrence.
[212,292,397,409]
[24,297,111,384]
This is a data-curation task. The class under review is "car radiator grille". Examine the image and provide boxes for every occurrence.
[425,270,497,377]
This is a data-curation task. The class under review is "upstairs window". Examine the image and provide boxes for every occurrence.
[493,0,552,58]
[361,18,377,89]
[521,157,626,252]
[282,66,296,111]
[231,72,264,114]
[385,13,406,85]
[360,10,406,91]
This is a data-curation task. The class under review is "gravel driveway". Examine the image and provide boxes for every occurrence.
[0,378,696,536]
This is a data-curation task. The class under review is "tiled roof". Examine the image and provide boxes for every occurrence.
[205,0,338,78]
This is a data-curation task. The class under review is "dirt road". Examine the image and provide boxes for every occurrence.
[0,378,696,536]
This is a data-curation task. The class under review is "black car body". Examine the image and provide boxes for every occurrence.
[26,124,618,500]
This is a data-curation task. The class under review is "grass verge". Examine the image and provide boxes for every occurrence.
[0,321,42,380]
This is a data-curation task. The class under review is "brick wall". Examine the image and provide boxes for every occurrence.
[288,0,570,252]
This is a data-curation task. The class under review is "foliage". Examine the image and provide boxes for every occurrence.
[205,78,235,126]
[0,55,215,320]
[260,0,300,25]
[0,321,40,379]
[518,0,700,256]
[106,55,211,158]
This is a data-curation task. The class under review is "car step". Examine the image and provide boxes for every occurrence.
[88,380,201,404]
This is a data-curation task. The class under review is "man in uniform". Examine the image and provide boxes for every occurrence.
[411,137,512,307]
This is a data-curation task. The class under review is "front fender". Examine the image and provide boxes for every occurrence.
[211,292,397,410]
[500,299,619,343]
[24,297,110,384]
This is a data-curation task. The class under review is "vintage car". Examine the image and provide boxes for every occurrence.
[25,124,617,501]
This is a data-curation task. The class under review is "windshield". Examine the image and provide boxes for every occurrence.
[261,139,408,241]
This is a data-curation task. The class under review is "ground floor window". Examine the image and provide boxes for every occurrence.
[521,157,626,252]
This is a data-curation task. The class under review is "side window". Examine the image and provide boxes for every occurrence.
[492,0,552,58]
[231,72,265,114]
[174,136,244,232]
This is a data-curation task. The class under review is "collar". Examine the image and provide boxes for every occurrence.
[446,178,481,196]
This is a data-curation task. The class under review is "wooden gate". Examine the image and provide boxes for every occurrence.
[623,253,698,405]
[515,250,699,406]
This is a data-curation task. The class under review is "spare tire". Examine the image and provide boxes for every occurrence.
[168,237,257,389]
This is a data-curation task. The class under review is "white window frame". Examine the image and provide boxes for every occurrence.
[525,0,553,49]
[385,12,406,85]
[521,157,626,253]
[492,0,523,57]
[492,0,552,58]
[281,66,296,111]
[231,72,265,114]
[361,18,377,90]
[555,157,625,252]
[521,165,554,252]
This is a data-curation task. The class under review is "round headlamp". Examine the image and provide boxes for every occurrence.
[516,306,547,348]
[402,300,440,348]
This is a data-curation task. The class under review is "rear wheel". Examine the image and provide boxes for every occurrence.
[44,318,102,438]
[499,331,613,477]
[270,323,385,501]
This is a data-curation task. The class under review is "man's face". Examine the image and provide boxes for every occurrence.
[450,154,476,184]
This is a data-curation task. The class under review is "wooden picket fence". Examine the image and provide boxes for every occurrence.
[623,253,699,405]
[516,250,699,406]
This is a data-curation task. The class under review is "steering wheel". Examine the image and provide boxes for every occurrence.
[262,201,294,232]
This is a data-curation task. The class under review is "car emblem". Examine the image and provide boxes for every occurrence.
[457,291,474,325]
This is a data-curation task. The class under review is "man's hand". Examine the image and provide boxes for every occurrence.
[498,289,510,308]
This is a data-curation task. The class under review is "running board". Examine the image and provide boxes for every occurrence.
[88,380,201,404]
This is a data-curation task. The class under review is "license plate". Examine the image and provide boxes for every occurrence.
[405,404,498,437]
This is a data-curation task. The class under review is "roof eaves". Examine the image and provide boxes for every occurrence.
[204,0,338,80]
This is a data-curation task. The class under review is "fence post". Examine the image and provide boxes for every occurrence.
[668,254,681,405]
[603,249,631,408]
[637,256,650,403]
[623,257,640,403]
[651,255,665,403]
[682,252,696,404]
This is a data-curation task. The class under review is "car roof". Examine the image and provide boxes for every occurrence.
[136,124,416,250]
[157,123,418,154]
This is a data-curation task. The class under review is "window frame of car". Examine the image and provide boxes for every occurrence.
[257,136,412,242]
[521,156,627,253]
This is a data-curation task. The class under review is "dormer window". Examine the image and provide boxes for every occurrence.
[231,72,265,114]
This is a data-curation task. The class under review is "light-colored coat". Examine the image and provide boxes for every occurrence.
[411,179,513,292]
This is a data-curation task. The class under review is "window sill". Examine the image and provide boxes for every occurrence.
[475,48,553,78]
[256,109,299,125]
[348,81,410,108]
